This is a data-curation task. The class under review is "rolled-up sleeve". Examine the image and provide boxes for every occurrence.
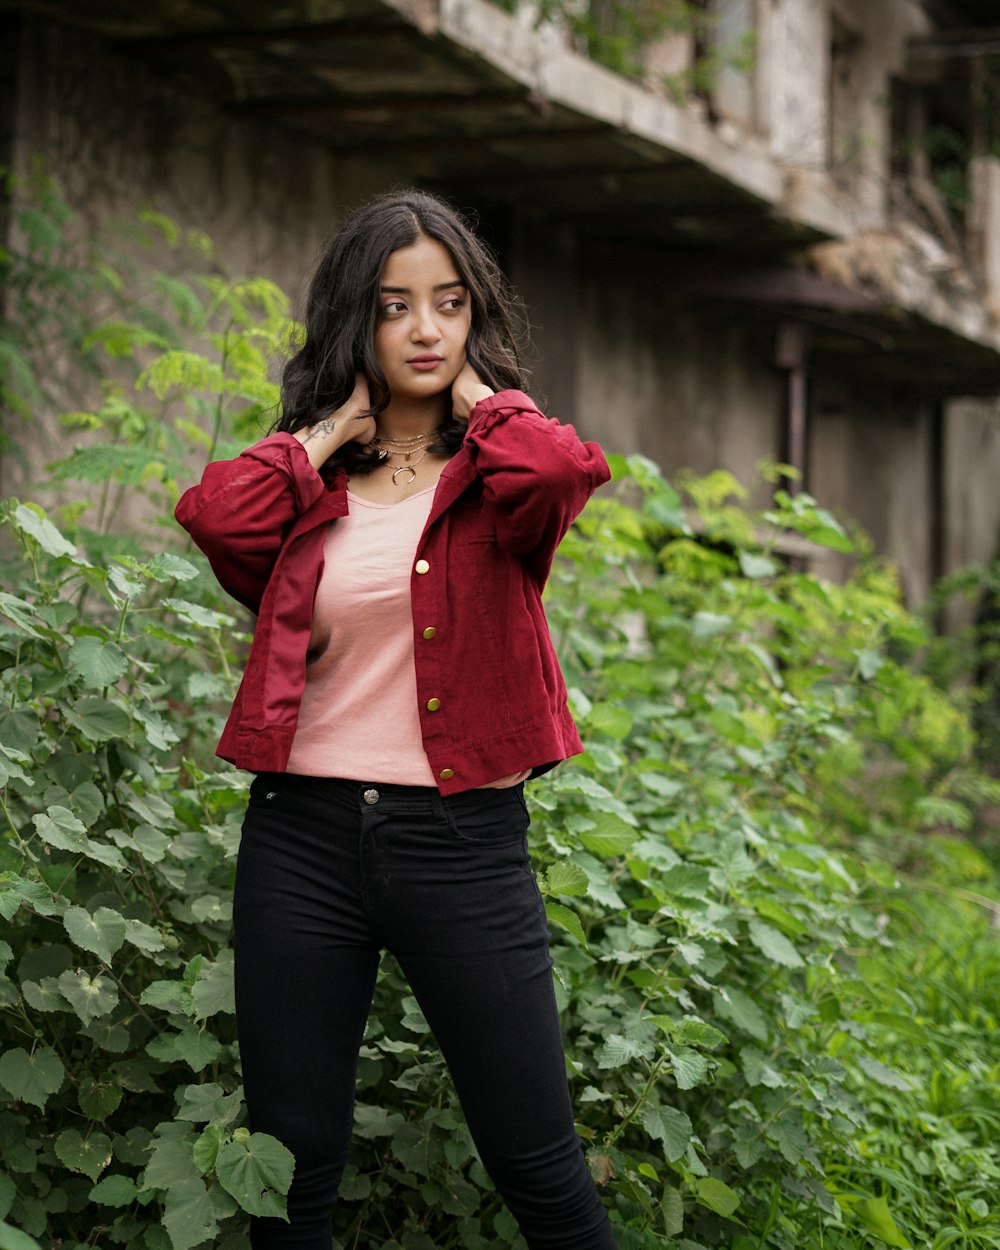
[463,390,610,581]
[175,433,325,612]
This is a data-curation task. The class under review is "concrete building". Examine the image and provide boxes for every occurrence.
[2,0,1000,608]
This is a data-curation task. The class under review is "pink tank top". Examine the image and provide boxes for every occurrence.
[286,487,437,784]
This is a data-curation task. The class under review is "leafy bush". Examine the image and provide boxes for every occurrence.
[2,174,999,1250]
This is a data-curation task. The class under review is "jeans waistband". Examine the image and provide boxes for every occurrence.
[252,771,445,812]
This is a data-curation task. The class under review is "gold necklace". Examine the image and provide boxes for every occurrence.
[382,446,430,486]
[370,429,438,461]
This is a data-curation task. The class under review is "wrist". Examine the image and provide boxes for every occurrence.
[455,383,494,420]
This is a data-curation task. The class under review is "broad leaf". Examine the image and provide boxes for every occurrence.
[641,1104,693,1162]
[0,1046,64,1110]
[162,1178,219,1250]
[215,1133,294,1219]
[63,906,127,964]
[54,1128,112,1182]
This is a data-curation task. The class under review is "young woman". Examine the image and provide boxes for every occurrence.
[175,190,616,1249]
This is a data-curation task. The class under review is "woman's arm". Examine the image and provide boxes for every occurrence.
[175,380,375,611]
[453,365,610,581]
[175,435,327,612]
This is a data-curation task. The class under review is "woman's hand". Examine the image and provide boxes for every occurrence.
[451,360,494,422]
[293,374,376,469]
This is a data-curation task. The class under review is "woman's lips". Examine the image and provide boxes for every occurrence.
[407,356,444,371]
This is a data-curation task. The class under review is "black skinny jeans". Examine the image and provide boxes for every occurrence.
[233,773,617,1249]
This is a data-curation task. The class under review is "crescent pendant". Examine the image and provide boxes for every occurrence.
[392,465,417,486]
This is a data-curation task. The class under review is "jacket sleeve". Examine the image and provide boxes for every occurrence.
[463,390,610,579]
[174,433,326,613]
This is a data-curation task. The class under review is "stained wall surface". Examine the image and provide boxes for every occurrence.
[5,9,1000,608]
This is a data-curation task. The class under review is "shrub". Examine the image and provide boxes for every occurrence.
[2,175,998,1250]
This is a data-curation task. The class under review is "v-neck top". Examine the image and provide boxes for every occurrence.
[285,486,437,784]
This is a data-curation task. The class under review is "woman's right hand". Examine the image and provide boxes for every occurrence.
[293,374,376,469]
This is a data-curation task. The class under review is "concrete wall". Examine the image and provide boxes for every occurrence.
[3,16,412,500]
[943,397,1000,629]
[809,382,935,601]
[5,7,1000,615]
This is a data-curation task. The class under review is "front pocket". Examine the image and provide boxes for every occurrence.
[441,785,531,845]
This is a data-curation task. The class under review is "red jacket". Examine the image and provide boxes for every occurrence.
[175,390,610,794]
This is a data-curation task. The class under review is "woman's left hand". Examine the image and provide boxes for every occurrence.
[451,360,494,421]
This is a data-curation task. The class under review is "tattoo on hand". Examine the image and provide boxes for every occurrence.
[303,417,336,444]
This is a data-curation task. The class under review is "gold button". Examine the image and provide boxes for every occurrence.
[426,698,441,712]
[439,768,454,780]
[422,626,437,640]
[415,559,430,574]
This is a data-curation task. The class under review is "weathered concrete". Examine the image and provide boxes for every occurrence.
[3,0,1000,615]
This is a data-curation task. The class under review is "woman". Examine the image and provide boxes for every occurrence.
[176,190,616,1249]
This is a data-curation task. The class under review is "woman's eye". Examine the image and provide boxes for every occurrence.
[383,301,407,315]
[441,297,466,312]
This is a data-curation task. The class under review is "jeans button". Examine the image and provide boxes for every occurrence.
[363,788,380,805]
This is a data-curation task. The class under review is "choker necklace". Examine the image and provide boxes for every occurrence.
[370,429,438,459]
[368,428,442,486]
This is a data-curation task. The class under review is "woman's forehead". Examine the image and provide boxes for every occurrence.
[381,236,461,287]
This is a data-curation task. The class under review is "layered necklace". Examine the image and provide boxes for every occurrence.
[369,428,440,486]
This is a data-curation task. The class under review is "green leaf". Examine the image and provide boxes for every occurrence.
[123,918,166,954]
[660,864,711,897]
[544,901,588,946]
[78,1074,123,1121]
[857,1055,914,1091]
[143,1135,201,1190]
[854,1194,912,1248]
[597,1034,644,1069]
[162,1178,219,1250]
[57,969,118,1025]
[354,1104,405,1139]
[0,1222,43,1250]
[661,1184,684,1236]
[146,552,200,582]
[695,1176,740,1218]
[641,1105,693,1162]
[62,695,131,743]
[739,551,778,579]
[54,1128,112,1182]
[12,503,78,558]
[0,1045,64,1110]
[88,1174,139,1207]
[589,702,633,739]
[193,1125,226,1174]
[192,952,235,1020]
[215,1133,294,1219]
[0,593,44,638]
[541,861,589,898]
[63,905,127,964]
[175,1081,241,1124]
[747,920,804,969]
[713,987,769,1041]
[33,807,126,871]
[577,812,639,858]
[768,1112,808,1164]
[740,1045,786,1089]
[68,636,128,690]
[856,648,884,680]
[668,1047,710,1089]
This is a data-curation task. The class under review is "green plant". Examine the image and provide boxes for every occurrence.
[487,0,754,92]
[3,174,1000,1250]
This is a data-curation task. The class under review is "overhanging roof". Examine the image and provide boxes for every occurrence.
[4,0,1000,391]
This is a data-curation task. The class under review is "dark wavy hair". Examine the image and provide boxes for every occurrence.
[275,189,530,474]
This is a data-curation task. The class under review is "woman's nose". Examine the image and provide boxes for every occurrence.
[411,307,442,343]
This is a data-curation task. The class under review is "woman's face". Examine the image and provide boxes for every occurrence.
[374,235,472,406]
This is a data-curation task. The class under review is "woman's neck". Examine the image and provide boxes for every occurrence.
[375,394,449,441]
